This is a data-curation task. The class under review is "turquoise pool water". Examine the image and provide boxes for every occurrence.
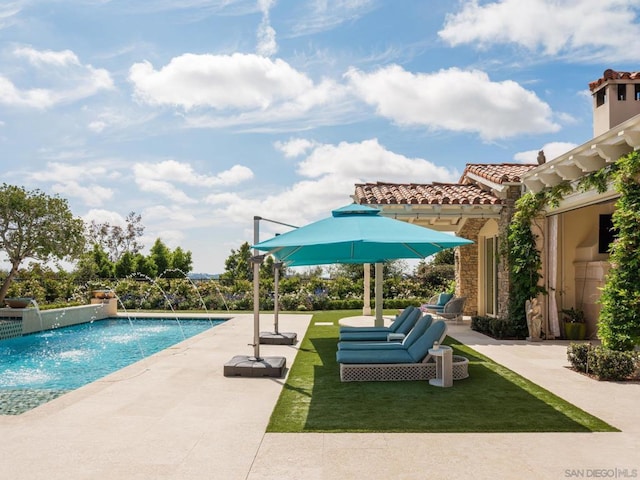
[0,317,223,414]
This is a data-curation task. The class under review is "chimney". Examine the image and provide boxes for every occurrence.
[590,69,640,137]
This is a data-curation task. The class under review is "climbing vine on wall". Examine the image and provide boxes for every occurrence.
[506,181,573,334]
[508,151,640,350]
[506,191,547,335]
[596,151,640,351]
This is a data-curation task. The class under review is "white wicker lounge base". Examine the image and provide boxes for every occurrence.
[340,355,469,382]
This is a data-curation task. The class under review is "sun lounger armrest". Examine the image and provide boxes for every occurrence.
[387,333,405,341]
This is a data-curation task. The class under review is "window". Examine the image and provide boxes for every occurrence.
[598,214,617,254]
[484,237,498,315]
[596,87,606,107]
[618,84,626,101]
[635,84,640,101]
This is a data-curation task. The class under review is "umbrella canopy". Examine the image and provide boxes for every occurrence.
[252,204,473,266]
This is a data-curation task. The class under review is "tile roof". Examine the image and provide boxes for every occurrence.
[589,69,640,91]
[459,163,537,184]
[354,182,502,206]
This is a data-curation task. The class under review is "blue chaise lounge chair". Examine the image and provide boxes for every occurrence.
[337,314,433,350]
[337,320,468,382]
[336,320,446,364]
[339,305,417,333]
[338,307,422,342]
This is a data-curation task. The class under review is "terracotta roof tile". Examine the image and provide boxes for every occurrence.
[354,182,501,206]
[589,69,640,91]
[459,163,537,184]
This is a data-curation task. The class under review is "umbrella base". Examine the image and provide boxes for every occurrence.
[259,331,297,345]
[223,355,286,378]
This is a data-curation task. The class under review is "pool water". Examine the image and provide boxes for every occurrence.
[0,317,223,414]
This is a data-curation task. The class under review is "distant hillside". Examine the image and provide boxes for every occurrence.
[188,273,220,280]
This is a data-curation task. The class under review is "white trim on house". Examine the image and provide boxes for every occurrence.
[522,114,640,193]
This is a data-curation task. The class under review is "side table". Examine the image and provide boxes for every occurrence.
[428,345,453,387]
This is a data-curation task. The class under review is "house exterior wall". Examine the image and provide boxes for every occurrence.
[556,201,615,338]
[456,218,484,316]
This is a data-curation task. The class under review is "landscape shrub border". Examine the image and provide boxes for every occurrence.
[566,343,638,381]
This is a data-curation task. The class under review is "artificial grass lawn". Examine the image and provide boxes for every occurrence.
[267,310,617,433]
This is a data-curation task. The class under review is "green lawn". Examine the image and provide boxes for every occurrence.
[267,310,617,433]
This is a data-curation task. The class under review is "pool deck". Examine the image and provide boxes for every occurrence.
[1,313,639,479]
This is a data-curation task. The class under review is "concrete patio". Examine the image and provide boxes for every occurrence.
[0,313,639,479]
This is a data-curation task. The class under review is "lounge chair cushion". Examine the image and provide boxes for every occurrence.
[407,320,447,362]
[337,315,433,350]
[336,347,414,364]
[423,293,454,313]
[338,308,421,341]
[339,306,416,333]
[336,320,447,364]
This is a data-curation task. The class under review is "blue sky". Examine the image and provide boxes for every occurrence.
[1,0,639,274]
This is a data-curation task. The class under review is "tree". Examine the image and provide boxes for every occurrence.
[115,251,135,278]
[431,249,455,265]
[87,211,144,262]
[0,184,85,302]
[132,253,157,278]
[220,242,252,285]
[170,246,193,276]
[149,238,171,276]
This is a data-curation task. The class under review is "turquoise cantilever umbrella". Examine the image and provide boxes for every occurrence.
[252,204,473,326]
[252,204,472,266]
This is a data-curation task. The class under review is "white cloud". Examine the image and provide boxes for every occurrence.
[83,209,128,227]
[290,0,378,36]
[129,53,315,110]
[513,141,578,163]
[25,161,116,207]
[256,0,277,57]
[51,180,113,207]
[132,159,253,204]
[439,0,640,62]
[274,138,317,157]
[206,138,459,233]
[0,47,114,109]
[133,159,253,187]
[0,2,22,29]
[346,65,559,140]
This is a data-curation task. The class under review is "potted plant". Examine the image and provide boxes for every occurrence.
[562,307,586,340]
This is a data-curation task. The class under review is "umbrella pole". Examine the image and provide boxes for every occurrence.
[252,216,261,360]
[273,262,281,334]
[374,262,384,327]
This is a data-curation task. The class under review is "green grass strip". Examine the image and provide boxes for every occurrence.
[267,310,617,433]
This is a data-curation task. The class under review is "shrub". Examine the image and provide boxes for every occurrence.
[567,343,638,381]
[588,346,637,381]
[471,316,524,339]
[566,343,591,372]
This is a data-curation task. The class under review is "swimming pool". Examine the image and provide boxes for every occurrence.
[0,317,224,415]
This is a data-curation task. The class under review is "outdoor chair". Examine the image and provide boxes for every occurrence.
[422,292,454,314]
[338,307,422,342]
[435,296,466,323]
[339,305,416,334]
[338,320,470,382]
[337,314,433,350]
[337,320,447,365]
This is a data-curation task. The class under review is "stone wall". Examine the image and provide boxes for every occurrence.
[456,218,484,316]
[496,185,521,319]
